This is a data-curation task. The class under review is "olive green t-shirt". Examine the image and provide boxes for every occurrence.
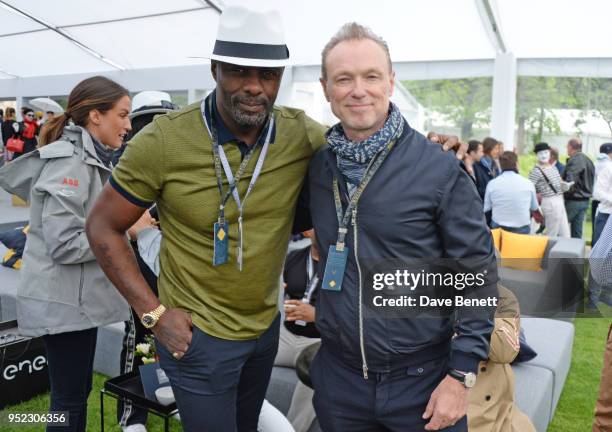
[111,101,326,340]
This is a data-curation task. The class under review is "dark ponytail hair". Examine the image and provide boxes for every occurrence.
[39,76,129,147]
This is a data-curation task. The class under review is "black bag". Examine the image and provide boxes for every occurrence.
[0,320,50,409]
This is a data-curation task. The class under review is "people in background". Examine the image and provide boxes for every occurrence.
[563,137,595,239]
[475,136,501,200]
[592,143,612,244]
[485,151,539,235]
[13,107,40,158]
[528,142,570,237]
[45,111,57,124]
[1,107,17,147]
[465,139,483,182]
[276,229,321,432]
[494,141,504,173]
[0,76,132,432]
[549,147,565,176]
[589,143,612,309]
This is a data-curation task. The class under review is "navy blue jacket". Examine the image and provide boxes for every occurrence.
[297,121,498,375]
[473,158,496,200]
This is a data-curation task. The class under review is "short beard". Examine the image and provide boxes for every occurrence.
[220,92,270,128]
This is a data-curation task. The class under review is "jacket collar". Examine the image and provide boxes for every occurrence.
[321,117,411,202]
[61,125,112,171]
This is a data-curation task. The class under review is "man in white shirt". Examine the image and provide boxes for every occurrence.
[589,143,612,308]
[484,151,538,234]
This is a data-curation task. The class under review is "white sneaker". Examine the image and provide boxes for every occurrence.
[122,424,147,432]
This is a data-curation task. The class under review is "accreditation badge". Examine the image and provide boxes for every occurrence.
[213,221,229,266]
[322,245,348,292]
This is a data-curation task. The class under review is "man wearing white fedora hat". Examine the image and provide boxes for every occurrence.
[87,6,326,431]
[86,6,463,431]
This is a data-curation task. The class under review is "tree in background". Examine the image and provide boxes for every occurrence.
[585,78,612,138]
[404,77,612,153]
[402,78,491,141]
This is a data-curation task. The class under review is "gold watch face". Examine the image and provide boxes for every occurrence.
[142,314,156,328]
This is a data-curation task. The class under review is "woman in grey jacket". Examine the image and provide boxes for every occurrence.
[0,76,132,432]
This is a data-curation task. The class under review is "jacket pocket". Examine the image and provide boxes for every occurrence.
[405,356,448,377]
[313,292,340,345]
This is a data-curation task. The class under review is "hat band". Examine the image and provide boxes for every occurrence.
[213,40,289,61]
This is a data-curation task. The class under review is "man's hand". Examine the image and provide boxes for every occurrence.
[284,300,316,323]
[422,374,469,430]
[152,308,193,360]
[428,133,467,160]
[127,210,157,240]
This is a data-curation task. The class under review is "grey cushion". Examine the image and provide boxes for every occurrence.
[540,238,557,269]
[513,363,554,432]
[520,318,574,414]
[265,366,300,415]
[498,267,548,315]
[499,235,585,319]
[93,322,124,377]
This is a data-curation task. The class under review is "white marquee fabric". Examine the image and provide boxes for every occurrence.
[1,0,611,80]
[1,0,611,147]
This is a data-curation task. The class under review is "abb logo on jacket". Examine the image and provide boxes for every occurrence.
[61,177,79,187]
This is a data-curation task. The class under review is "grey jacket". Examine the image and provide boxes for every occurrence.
[0,125,129,336]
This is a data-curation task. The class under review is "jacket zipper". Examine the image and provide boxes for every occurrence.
[78,263,85,304]
[353,207,369,379]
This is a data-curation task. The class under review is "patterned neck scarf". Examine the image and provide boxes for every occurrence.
[327,103,404,189]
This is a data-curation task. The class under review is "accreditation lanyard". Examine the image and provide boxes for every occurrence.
[321,140,396,292]
[304,253,319,302]
[295,253,320,326]
[201,97,274,270]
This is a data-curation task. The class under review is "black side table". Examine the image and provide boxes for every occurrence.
[101,371,178,432]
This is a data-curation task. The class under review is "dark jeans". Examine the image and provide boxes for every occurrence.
[43,328,98,432]
[565,199,590,239]
[157,315,280,432]
[589,212,612,306]
[491,221,530,234]
[311,346,467,432]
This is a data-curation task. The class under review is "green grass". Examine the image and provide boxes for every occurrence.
[547,312,611,431]
[1,313,610,431]
[0,373,183,431]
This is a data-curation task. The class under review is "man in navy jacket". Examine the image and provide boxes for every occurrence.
[297,23,498,431]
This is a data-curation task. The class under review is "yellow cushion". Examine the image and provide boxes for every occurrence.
[491,228,502,251]
[500,230,548,272]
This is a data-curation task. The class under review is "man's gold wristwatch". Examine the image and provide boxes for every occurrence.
[141,304,166,329]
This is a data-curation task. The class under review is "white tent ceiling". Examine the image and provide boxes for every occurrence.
[1,0,611,148]
[1,0,612,80]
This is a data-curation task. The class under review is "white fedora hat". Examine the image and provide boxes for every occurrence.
[207,6,292,67]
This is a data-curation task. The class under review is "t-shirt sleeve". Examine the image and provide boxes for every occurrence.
[110,120,165,207]
[303,114,327,153]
